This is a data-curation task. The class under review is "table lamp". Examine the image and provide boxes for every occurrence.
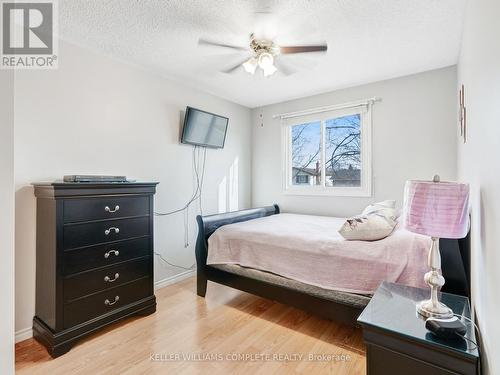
[403,175,470,318]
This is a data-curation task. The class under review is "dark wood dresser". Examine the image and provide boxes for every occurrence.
[32,182,158,357]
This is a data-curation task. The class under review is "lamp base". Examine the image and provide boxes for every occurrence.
[416,237,454,319]
[416,299,453,319]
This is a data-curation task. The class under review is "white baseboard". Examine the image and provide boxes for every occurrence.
[15,327,33,343]
[15,270,195,344]
[154,269,195,290]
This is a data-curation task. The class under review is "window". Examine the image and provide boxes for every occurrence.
[325,114,361,188]
[283,105,372,196]
[295,174,310,184]
[291,121,321,186]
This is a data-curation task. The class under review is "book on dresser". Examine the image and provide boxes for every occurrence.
[32,181,159,357]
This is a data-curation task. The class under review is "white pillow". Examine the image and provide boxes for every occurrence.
[368,199,396,208]
[338,214,397,241]
[362,200,398,220]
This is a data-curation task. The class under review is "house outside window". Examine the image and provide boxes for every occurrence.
[282,102,373,196]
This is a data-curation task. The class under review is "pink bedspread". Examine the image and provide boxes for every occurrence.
[207,213,430,294]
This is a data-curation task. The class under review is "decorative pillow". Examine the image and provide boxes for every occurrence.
[338,214,397,241]
[362,200,398,220]
[339,200,398,241]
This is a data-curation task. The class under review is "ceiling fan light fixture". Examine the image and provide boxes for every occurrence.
[242,57,258,74]
[258,52,274,69]
[199,34,328,77]
[263,65,277,77]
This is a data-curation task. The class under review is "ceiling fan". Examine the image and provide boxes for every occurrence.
[198,33,327,77]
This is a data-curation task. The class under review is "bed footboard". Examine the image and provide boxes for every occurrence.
[195,204,279,296]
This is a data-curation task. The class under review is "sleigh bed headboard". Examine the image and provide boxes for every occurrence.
[197,204,280,242]
[440,231,471,298]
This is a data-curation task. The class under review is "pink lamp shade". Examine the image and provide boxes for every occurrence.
[403,179,470,238]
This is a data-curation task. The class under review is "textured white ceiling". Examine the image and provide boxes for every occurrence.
[59,0,466,108]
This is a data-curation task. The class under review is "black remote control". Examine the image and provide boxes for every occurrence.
[425,316,467,339]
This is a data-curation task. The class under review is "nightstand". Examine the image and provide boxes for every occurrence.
[358,282,479,375]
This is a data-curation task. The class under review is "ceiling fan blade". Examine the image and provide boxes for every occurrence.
[221,56,252,74]
[274,58,296,76]
[198,38,248,51]
[279,45,328,54]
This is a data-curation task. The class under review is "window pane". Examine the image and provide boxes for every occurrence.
[325,114,361,187]
[291,122,321,186]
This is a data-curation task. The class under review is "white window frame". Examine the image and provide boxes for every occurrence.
[281,104,372,197]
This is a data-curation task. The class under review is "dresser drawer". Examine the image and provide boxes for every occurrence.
[63,277,151,329]
[63,237,150,275]
[63,217,150,250]
[63,195,149,223]
[64,257,151,301]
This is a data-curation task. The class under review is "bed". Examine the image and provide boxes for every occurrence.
[195,205,471,325]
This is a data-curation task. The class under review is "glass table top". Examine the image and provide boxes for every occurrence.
[357,282,479,359]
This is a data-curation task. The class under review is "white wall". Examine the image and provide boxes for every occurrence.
[457,1,500,373]
[14,40,252,339]
[251,67,458,216]
[0,70,15,374]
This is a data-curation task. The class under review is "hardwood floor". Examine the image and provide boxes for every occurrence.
[16,276,366,374]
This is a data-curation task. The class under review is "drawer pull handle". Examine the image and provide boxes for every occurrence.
[104,296,120,306]
[104,273,120,283]
[104,250,119,259]
[104,227,120,236]
[105,205,120,213]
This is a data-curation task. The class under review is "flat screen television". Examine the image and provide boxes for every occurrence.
[181,107,229,149]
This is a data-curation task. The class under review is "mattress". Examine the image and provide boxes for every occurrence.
[207,213,430,294]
